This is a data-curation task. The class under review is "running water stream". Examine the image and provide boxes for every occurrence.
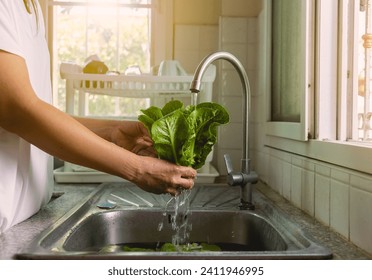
[158,189,192,248]
[157,91,198,249]
[191,91,199,106]
[166,91,197,247]
[170,189,192,246]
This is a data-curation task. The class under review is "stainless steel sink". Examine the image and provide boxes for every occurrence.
[16,183,332,259]
[63,210,287,252]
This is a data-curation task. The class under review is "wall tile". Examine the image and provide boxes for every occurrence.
[315,173,330,225]
[247,18,259,44]
[292,156,303,168]
[282,160,292,200]
[174,25,200,51]
[221,70,246,97]
[250,122,263,147]
[220,96,243,123]
[316,164,331,177]
[269,147,290,161]
[350,187,372,255]
[253,150,269,183]
[173,50,202,73]
[219,123,243,149]
[290,164,302,208]
[331,168,350,184]
[174,25,219,73]
[302,164,315,216]
[261,146,372,254]
[330,179,349,239]
[268,155,283,194]
[246,43,258,70]
[350,174,372,193]
[199,26,219,51]
[220,17,248,44]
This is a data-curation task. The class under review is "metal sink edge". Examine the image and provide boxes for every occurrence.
[15,182,332,260]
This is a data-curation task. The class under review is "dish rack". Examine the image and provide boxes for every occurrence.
[54,62,219,183]
[59,63,216,115]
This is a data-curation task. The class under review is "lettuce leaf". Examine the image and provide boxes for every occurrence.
[138,100,229,169]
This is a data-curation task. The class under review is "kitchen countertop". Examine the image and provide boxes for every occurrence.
[0,183,97,260]
[0,181,371,260]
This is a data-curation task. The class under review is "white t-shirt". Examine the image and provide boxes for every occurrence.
[0,0,53,234]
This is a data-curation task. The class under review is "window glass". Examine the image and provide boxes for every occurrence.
[50,0,152,117]
[271,0,305,122]
[356,0,372,141]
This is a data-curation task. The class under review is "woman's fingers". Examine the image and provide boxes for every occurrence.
[134,156,197,196]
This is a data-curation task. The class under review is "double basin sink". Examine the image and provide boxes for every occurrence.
[16,183,332,259]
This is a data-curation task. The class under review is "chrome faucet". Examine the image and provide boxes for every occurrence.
[190,51,258,210]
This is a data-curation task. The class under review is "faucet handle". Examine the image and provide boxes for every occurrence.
[224,154,234,174]
[224,154,244,186]
[224,154,259,186]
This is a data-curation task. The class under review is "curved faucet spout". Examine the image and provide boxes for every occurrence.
[190,51,258,210]
[190,51,250,161]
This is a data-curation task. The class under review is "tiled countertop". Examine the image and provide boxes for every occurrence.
[0,181,371,260]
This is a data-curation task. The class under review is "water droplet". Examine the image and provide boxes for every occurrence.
[157,222,163,231]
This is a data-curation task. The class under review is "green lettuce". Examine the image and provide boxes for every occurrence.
[138,100,229,169]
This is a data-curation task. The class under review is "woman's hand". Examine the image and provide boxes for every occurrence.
[73,117,196,195]
[102,121,197,196]
[74,117,157,157]
[110,121,156,157]
[130,156,197,196]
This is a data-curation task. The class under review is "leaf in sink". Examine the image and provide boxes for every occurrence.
[122,245,155,252]
[200,242,221,251]
[159,243,178,252]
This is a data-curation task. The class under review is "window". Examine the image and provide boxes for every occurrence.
[262,0,372,174]
[42,0,172,118]
[266,0,314,141]
[266,0,372,143]
[354,0,372,141]
[330,0,372,143]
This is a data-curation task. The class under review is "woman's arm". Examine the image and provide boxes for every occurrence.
[0,51,195,195]
[73,117,156,157]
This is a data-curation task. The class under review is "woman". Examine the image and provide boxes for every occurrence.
[0,0,196,234]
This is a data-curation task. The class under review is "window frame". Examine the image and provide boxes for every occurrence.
[262,0,372,175]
